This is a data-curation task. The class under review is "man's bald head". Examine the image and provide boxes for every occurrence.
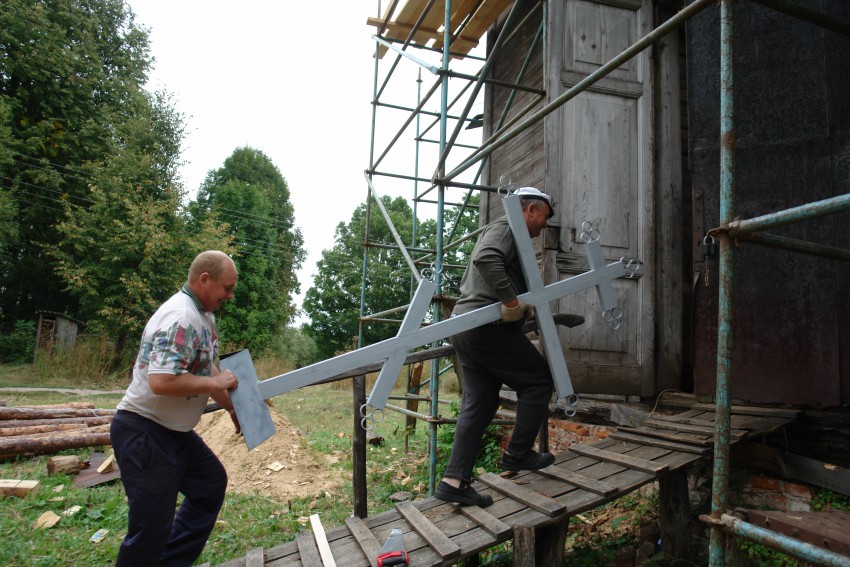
[188,251,235,284]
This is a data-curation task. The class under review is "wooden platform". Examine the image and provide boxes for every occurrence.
[209,404,798,567]
[365,0,514,59]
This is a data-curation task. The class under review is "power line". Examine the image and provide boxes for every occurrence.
[11,155,92,184]
[10,150,94,179]
[7,152,306,233]
[2,176,95,206]
[7,193,67,214]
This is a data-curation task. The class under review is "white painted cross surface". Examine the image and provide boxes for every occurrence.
[223,194,637,449]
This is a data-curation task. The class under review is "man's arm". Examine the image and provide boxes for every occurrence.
[148,369,237,398]
[210,366,240,433]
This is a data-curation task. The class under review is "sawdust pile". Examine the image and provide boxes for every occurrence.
[194,406,345,503]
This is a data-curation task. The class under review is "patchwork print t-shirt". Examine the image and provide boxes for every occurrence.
[117,289,218,431]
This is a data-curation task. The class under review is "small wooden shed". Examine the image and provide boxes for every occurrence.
[33,311,83,360]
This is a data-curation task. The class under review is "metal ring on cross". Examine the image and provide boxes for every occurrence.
[497,174,513,196]
[421,267,434,281]
[603,306,623,330]
[579,221,600,244]
[620,257,642,279]
[359,404,384,431]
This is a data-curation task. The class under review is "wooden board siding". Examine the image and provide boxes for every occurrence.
[546,0,655,397]
[477,0,690,398]
[482,0,547,225]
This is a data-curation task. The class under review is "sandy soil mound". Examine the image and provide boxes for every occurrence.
[195,406,345,503]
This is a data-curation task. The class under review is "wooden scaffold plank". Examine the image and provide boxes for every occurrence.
[645,417,747,439]
[610,430,712,455]
[245,548,264,567]
[537,466,619,496]
[569,444,670,474]
[477,472,566,517]
[455,503,512,538]
[344,517,382,567]
[395,500,461,561]
[295,531,323,567]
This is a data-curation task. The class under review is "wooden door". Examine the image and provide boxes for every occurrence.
[544,0,655,396]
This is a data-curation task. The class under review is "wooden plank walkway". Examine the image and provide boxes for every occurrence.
[209,405,798,567]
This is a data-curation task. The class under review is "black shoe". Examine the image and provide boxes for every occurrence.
[434,480,494,507]
[499,450,555,472]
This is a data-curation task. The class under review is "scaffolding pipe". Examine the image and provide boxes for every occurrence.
[364,302,412,319]
[375,0,401,35]
[737,232,850,262]
[445,70,545,96]
[364,173,422,281]
[434,0,526,178]
[372,34,440,74]
[384,404,516,426]
[442,0,715,184]
[722,193,850,236]
[375,0,439,102]
[709,0,736,564]
[375,101,476,122]
[370,77,442,171]
[427,0,454,495]
[418,46,545,202]
[368,242,435,254]
[379,35,488,62]
[418,69,479,140]
[716,514,850,567]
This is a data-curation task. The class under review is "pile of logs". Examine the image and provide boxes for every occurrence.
[0,402,114,461]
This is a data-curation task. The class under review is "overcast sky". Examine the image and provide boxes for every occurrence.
[127,1,485,323]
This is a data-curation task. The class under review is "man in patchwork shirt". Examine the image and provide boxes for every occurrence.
[111,250,240,566]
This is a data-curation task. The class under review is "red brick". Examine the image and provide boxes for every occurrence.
[595,430,611,439]
[557,421,586,434]
[783,481,811,498]
[749,475,781,491]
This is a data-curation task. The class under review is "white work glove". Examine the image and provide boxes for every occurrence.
[501,299,532,323]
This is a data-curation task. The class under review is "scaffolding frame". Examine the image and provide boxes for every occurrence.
[358,1,850,563]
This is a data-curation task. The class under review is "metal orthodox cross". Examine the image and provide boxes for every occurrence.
[223,194,640,450]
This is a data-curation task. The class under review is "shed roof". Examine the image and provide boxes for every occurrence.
[366,0,514,59]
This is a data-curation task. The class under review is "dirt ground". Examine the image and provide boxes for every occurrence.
[194,405,345,504]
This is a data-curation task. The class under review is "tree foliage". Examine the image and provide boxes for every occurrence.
[303,193,479,360]
[189,147,305,353]
[0,0,152,330]
[50,92,234,357]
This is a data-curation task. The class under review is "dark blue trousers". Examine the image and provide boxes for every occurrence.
[444,321,553,484]
[110,410,227,567]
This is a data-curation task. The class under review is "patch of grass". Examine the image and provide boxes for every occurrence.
[0,359,464,565]
[0,336,129,390]
[0,449,127,566]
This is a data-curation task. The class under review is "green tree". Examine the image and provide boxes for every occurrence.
[189,147,305,353]
[0,0,151,330]
[0,97,16,246]
[50,92,233,359]
[303,194,478,360]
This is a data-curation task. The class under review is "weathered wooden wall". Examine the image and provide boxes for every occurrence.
[687,0,850,407]
[481,0,689,399]
[482,0,546,225]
